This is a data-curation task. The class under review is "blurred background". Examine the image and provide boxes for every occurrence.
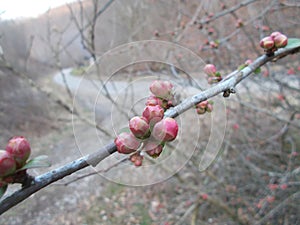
[0,0,299,224]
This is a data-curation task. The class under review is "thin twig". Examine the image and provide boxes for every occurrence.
[254,191,300,225]
[196,0,259,25]
[60,0,116,53]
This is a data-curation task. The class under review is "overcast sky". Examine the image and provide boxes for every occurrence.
[0,0,76,20]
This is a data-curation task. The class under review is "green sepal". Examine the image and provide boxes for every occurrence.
[17,155,51,171]
[284,38,300,49]
[238,64,246,71]
[0,185,7,199]
[254,67,261,74]
[119,127,131,134]
[215,71,221,77]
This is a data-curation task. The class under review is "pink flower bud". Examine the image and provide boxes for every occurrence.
[287,67,295,75]
[167,100,174,109]
[208,27,215,35]
[130,152,143,167]
[196,100,208,109]
[149,80,173,100]
[236,19,243,28]
[142,105,164,126]
[244,59,252,65]
[203,64,217,76]
[129,116,150,139]
[270,31,282,39]
[209,41,218,48]
[260,36,275,50]
[114,132,140,154]
[273,33,288,48]
[233,123,239,130]
[147,98,174,110]
[268,184,278,190]
[144,142,164,158]
[146,96,163,107]
[280,184,288,190]
[266,195,275,203]
[0,150,16,177]
[256,202,262,209]
[134,159,142,167]
[206,103,213,112]
[152,118,178,142]
[201,193,208,200]
[196,107,206,115]
[6,136,31,168]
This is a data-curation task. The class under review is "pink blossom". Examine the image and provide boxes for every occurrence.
[150,80,173,100]
[270,31,282,39]
[152,118,179,142]
[260,36,275,50]
[144,141,164,158]
[146,95,163,107]
[204,64,217,76]
[0,150,16,177]
[129,116,150,139]
[130,152,143,167]
[287,68,295,75]
[6,136,31,168]
[142,105,164,126]
[201,193,208,200]
[280,184,288,190]
[273,33,288,48]
[114,132,140,154]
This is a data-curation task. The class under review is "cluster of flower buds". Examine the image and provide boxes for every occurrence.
[0,136,31,188]
[195,100,214,114]
[129,152,144,167]
[260,31,288,55]
[203,64,222,84]
[114,80,179,166]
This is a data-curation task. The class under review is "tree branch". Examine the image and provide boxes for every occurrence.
[60,0,116,53]
[0,45,299,215]
[0,142,116,215]
[165,46,300,118]
[196,0,259,25]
